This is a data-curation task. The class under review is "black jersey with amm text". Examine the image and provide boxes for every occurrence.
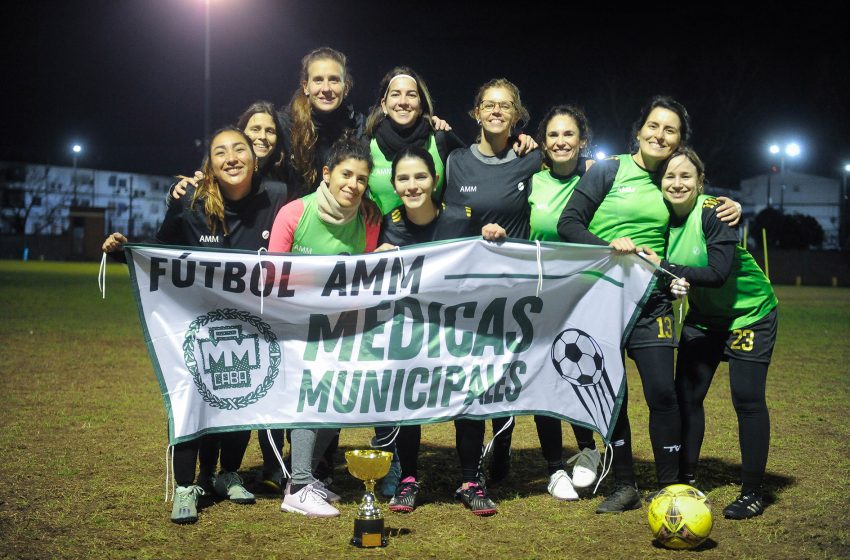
[444,145,541,239]
[379,203,479,247]
[157,178,288,250]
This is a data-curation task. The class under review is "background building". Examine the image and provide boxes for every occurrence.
[0,161,175,259]
[738,171,841,249]
[0,161,175,237]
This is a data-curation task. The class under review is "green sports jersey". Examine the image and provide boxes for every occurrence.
[667,195,778,331]
[587,154,669,256]
[368,135,445,215]
[290,193,367,255]
[528,169,580,241]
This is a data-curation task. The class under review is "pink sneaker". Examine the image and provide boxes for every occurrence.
[281,483,340,518]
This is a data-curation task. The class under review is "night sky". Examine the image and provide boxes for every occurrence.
[4,1,849,187]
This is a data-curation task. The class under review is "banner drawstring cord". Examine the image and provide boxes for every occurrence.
[475,416,515,478]
[534,241,543,297]
[98,253,107,299]
[396,246,405,283]
[266,429,291,480]
[371,425,401,449]
[164,444,175,501]
[593,442,614,495]
[257,248,268,316]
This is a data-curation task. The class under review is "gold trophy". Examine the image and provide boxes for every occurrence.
[345,449,393,548]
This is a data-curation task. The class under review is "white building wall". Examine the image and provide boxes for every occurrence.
[738,171,841,249]
[0,161,174,237]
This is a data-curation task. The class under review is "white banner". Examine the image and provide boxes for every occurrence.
[125,238,656,445]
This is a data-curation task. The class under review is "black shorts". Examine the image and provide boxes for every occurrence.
[626,288,678,350]
[681,308,778,364]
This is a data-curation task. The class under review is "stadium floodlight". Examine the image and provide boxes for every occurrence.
[595,151,607,161]
[769,144,780,155]
[785,143,801,158]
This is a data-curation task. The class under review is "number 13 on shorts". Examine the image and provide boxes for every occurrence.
[656,317,673,339]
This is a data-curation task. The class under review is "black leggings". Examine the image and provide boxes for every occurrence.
[534,416,596,471]
[676,340,770,492]
[258,429,285,472]
[609,346,681,486]
[454,419,486,482]
[490,416,514,456]
[395,425,422,479]
[193,431,252,481]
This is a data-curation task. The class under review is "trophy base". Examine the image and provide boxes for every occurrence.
[351,517,387,548]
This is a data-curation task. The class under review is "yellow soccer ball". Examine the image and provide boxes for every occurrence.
[647,484,713,550]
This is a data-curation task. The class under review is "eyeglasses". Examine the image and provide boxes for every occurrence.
[479,100,515,113]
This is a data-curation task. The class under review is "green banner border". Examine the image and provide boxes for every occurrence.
[124,239,657,445]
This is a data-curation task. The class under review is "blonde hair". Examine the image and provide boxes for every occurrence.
[468,78,530,130]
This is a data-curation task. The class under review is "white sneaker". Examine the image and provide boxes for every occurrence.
[547,470,579,501]
[567,447,601,488]
[281,483,340,518]
[313,480,341,503]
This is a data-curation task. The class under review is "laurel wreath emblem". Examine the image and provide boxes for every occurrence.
[183,308,281,410]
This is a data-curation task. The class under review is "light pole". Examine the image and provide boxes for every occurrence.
[71,144,82,206]
[204,0,211,144]
[767,142,801,211]
[841,163,850,250]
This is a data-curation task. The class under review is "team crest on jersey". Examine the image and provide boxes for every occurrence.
[517,181,526,191]
[262,230,270,240]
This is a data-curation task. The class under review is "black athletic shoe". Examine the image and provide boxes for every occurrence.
[459,482,498,516]
[723,491,765,519]
[389,478,420,513]
[596,482,641,514]
[644,489,662,504]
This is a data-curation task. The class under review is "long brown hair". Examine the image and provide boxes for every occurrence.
[288,47,353,188]
[364,66,435,137]
[190,126,255,235]
[236,100,286,180]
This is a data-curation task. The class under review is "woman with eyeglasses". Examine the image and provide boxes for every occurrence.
[441,78,541,515]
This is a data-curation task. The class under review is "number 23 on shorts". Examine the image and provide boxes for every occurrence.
[730,329,754,351]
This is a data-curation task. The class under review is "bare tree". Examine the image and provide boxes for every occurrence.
[0,166,68,234]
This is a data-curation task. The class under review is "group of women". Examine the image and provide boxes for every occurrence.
[102,46,777,525]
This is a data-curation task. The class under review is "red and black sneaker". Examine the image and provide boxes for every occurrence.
[459,482,498,516]
[389,477,420,513]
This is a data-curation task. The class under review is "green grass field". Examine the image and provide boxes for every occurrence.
[1,260,848,560]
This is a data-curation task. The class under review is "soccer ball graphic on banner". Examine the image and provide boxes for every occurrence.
[550,328,604,386]
[647,484,713,550]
